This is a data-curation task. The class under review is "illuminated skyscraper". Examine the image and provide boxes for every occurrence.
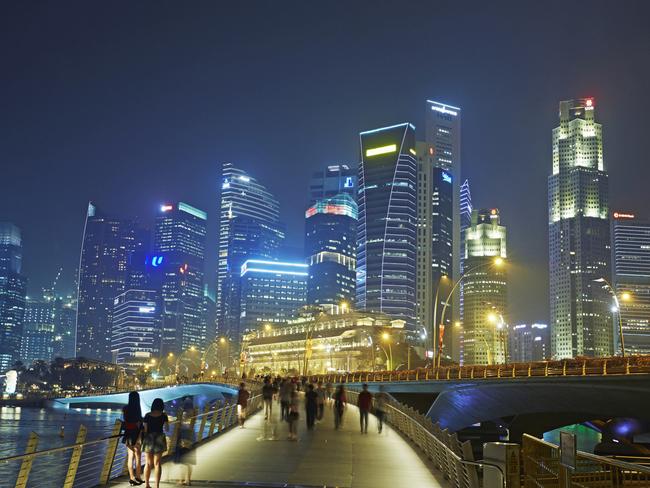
[305,193,357,311]
[462,209,508,365]
[357,123,417,328]
[459,179,473,347]
[21,296,55,364]
[612,212,650,354]
[76,204,147,362]
[0,223,26,371]
[509,323,550,362]
[308,164,357,205]
[154,201,207,354]
[52,295,77,359]
[548,98,612,358]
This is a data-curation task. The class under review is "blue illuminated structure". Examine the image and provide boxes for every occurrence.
[308,164,357,206]
[0,222,26,371]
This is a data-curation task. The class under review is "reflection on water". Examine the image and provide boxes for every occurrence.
[544,423,602,453]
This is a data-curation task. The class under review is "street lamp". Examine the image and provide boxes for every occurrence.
[436,257,505,368]
[487,311,508,364]
[431,275,449,362]
[594,277,632,357]
[381,332,393,371]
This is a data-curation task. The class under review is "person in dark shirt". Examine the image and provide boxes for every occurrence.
[304,383,318,430]
[142,398,168,488]
[357,384,373,434]
[237,383,250,428]
[122,391,144,486]
[333,384,347,429]
[262,377,274,420]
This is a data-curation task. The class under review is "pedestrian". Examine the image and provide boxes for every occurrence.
[357,384,373,434]
[288,386,299,440]
[122,391,144,486]
[333,384,346,430]
[315,382,326,421]
[174,397,196,486]
[262,377,274,420]
[237,382,250,428]
[325,382,334,403]
[305,384,318,430]
[280,378,292,421]
[142,398,168,488]
[374,386,388,433]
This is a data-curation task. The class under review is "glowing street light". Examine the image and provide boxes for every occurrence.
[381,332,393,371]
[594,277,633,357]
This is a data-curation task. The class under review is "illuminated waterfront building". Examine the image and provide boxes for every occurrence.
[0,222,26,371]
[548,98,612,358]
[239,259,308,335]
[305,193,357,312]
[462,209,508,365]
[508,323,550,363]
[612,213,650,354]
[21,296,55,364]
[308,164,357,205]
[357,123,417,329]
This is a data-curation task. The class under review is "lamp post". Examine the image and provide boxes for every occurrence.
[381,332,393,371]
[436,257,505,368]
[431,275,448,364]
[487,311,508,364]
[594,278,632,357]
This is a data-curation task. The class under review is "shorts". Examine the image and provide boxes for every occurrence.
[143,432,167,454]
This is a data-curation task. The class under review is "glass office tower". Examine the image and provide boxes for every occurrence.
[308,164,357,205]
[0,222,26,371]
[357,123,417,328]
[21,296,55,364]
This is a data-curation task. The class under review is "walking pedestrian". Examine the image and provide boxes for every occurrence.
[288,386,299,440]
[315,382,326,421]
[357,384,373,434]
[375,386,388,433]
[142,398,168,488]
[280,378,292,421]
[305,384,318,430]
[174,397,196,486]
[122,391,144,486]
[333,384,346,430]
[325,382,333,403]
[237,382,250,428]
[262,377,274,420]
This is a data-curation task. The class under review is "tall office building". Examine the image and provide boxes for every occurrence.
[305,193,357,312]
[509,323,550,363]
[111,289,161,370]
[52,295,77,359]
[549,98,612,359]
[612,212,650,354]
[154,202,207,354]
[357,123,418,328]
[239,259,308,334]
[0,223,27,371]
[21,296,55,364]
[308,164,357,205]
[76,203,147,362]
[459,179,473,355]
[416,141,453,353]
[218,163,283,341]
[462,209,508,365]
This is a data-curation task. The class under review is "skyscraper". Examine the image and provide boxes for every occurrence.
[21,296,55,364]
[612,212,650,355]
[308,164,357,205]
[415,141,453,353]
[305,193,357,312]
[0,223,26,371]
[154,202,207,354]
[462,209,508,365]
[218,163,283,341]
[76,203,147,362]
[357,123,417,328]
[52,295,77,359]
[509,323,550,363]
[459,179,473,354]
[549,98,612,359]
[239,259,308,334]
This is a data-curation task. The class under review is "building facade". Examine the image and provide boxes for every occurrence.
[357,123,418,329]
[548,98,612,359]
[509,323,550,363]
[21,297,55,365]
[52,295,77,359]
[0,223,26,372]
[154,202,207,354]
[305,193,357,312]
[239,259,308,335]
[462,209,508,365]
[308,164,357,205]
[612,213,650,355]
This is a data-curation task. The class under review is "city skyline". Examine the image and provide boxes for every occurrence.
[1,2,650,328]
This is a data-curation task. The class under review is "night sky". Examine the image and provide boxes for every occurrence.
[1,1,649,324]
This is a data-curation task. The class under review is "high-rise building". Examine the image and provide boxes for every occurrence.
[111,289,161,370]
[52,295,77,359]
[154,202,207,354]
[218,163,283,341]
[459,179,473,358]
[76,203,147,362]
[612,212,650,355]
[509,323,550,363]
[305,193,357,312]
[462,209,508,365]
[357,123,418,329]
[21,296,55,364]
[308,164,357,205]
[239,259,308,334]
[549,98,612,359]
[0,223,27,371]
[415,141,454,354]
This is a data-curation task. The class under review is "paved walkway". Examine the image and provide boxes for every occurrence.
[112,399,445,487]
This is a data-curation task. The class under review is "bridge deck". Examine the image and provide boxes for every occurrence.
[112,399,444,488]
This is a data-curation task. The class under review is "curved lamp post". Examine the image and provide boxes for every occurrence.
[594,277,632,357]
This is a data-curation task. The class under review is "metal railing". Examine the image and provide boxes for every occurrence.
[344,389,504,488]
[310,355,650,384]
[522,434,650,487]
[0,390,262,488]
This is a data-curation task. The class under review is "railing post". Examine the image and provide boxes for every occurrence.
[512,365,516,378]
[425,369,430,380]
[458,367,462,380]
[562,361,567,376]
[497,366,501,378]
[626,358,630,375]
[582,360,587,376]
[197,404,211,441]
[166,409,183,456]
[544,362,549,376]
[470,367,474,379]
[188,408,198,446]
[527,364,532,377]
[603,359,608,375]
[435,369,440,380]
[63,425,87,488]
[483,368,487,379]
[446,369,450,380]
[99,420,122,486]
[14,432,38,488]
[208,403,219,436]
